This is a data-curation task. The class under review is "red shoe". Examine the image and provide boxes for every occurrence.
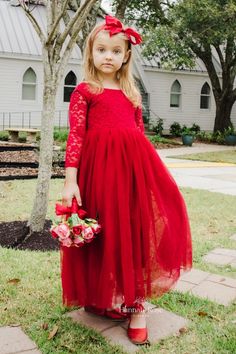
[126,303,149,345]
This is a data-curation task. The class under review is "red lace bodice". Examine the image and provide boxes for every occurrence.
[65,82,145,168]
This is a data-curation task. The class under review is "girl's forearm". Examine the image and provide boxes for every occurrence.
[64,167,78,184]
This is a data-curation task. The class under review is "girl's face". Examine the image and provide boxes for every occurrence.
[92,30,130,80]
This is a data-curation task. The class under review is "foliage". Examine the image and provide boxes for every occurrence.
[196,130,226,144]
[151,118,164,135]
[18,132,27,143]
[118,0,236,132]
[0,131,9,141]
[147,134,181,146]
[181,126,196,136]
[169,122,200,137]
[191,123,201,134]
[224,124,236,136]
[53,128,69,142]
[169,122,182,137]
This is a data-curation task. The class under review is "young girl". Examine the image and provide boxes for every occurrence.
[60,15,192,345]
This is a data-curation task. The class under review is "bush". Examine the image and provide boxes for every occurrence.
[169,122,182,137]
[0,131,9,141]
[152,118,164,136]
[53,128,68,142]
[196,131,213,143]
[190,123,201,134]
[212,130,225,144]
[18,132,27,142]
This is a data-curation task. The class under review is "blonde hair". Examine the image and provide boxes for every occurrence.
[83,22,141,107]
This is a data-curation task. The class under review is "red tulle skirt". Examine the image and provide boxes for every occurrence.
[60,128,192,308]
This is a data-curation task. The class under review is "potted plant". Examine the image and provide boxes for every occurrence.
[224,125,236,145]
[181,126,195,146]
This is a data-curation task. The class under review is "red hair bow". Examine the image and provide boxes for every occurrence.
[103,15,142,45]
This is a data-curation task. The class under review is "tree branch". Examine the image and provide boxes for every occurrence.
[115,0,130,20]
[46,0,70,45]
[18,0,46,42]
[57,0,97,45]
[55,0,98,82]
[214,45,225,70]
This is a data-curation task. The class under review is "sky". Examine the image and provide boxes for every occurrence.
[101,0,113,14]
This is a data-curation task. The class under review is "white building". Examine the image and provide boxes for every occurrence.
[0,0,235,131]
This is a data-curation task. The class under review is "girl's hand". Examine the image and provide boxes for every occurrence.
[62,182,82,208]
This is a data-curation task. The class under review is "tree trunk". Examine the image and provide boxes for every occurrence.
[27,65,57,233]
[213,96,235,132]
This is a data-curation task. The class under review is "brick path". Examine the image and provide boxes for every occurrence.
[174,268,236,306]
[0,326,41,354]
[203,248,236,268]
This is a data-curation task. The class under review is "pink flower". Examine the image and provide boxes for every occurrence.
[61,237,73,247]
[50,224,70,240]
[82,226,94,243]
[73,235,85,246]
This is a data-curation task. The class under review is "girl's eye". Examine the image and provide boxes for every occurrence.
[98,48,105,52]
[114,50,121,54]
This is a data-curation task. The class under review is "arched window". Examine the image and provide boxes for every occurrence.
[170,80,181,108]
[64,71,77,102]
[22,68,36,100]
[200,82,211,109]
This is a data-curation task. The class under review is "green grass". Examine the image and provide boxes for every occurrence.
[170,150,236,165]
[0,180,236,353]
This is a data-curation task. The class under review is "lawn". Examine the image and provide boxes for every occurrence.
[170,150,236,165]
[0,179,236,353]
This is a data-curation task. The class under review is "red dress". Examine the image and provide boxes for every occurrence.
[60,82,192,308]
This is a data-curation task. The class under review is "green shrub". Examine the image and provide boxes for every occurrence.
[152,118,164,136]
[212,130,225,144]
[196,131,213,143]
[60,141,67,151]
[169,122,182,136]
[53,128,68,142]
[18,132,27,142]
[0,131,9,141]
[190,123,201,134]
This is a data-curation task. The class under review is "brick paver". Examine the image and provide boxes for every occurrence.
[0,326,41,354]
[203,248,236,267]
[66,302,189,353]
[174,269,236,306]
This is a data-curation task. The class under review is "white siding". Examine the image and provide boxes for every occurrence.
[146,69,217,131]
[0,57,83,129]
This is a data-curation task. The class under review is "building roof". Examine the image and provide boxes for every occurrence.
[0,0,81,60]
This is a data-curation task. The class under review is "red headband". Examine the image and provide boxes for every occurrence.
[100,15,142,46]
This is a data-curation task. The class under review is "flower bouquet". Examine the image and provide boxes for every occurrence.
[50,198,101,248]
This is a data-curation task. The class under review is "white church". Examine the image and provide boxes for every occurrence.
[0,0,235,132]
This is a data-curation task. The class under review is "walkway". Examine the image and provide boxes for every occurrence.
[158,143,236,196]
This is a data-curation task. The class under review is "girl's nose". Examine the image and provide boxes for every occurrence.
[105,52,112,60]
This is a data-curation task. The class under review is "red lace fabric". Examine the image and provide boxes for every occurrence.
[65,83,144,168]
[61,82,192,309]
[65,90,87,168]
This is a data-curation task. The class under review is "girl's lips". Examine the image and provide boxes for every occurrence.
[103,63,113,66]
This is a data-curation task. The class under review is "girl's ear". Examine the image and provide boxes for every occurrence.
[123,49,131,64]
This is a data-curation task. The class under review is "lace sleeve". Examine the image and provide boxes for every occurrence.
[65,89,87,168]
[135,105,145,134]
